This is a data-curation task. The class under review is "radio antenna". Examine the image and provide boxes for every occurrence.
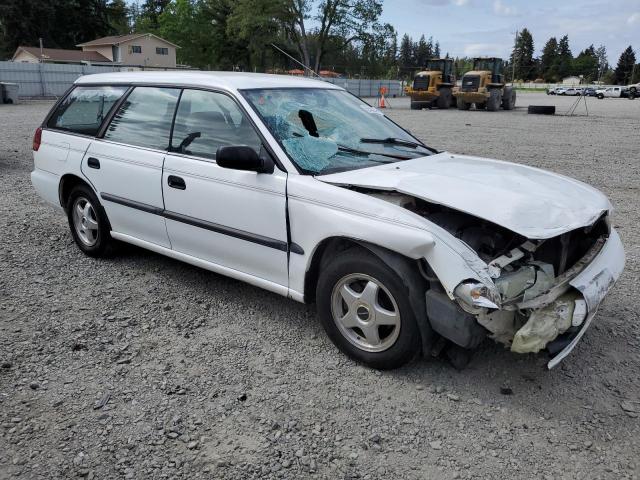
[270,44,322,78]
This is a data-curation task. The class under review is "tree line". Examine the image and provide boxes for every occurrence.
[506,28,637,85]
[0,0,637,84]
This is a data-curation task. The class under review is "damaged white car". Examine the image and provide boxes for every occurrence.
[31,72,625,369]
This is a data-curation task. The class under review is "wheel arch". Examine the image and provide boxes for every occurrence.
[59,173,94,211]
[303,236,435,354]
[58,174,112,231]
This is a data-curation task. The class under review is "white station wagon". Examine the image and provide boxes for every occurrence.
[32,72,625,369]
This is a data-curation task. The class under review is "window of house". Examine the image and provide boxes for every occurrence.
[129,45,142,54]
[104,87,180,150]
[47,86,128,136]
[171,89,261,160]
[156,47,169,55]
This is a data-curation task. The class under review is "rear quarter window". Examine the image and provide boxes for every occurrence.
[103,86,180,151]
[47,86,128,136]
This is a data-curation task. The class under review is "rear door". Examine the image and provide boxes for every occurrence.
[82,86,180,248]
[161,88,289,287]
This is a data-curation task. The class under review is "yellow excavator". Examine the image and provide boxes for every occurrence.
[406,58,456,110]
[453,57,516,111]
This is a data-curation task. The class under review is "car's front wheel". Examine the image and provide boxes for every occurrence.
[66,184,113,257]
[316,249,421,369]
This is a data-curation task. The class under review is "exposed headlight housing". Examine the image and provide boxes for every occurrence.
[454,281,500,313]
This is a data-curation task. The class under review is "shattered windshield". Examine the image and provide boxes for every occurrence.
[241,88,433,175]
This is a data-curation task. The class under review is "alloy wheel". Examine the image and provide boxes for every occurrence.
[330,273,401,353]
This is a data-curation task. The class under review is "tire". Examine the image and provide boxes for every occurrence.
[66,184,114,257]
[457,98,470,110]
[502,87,516,110]
[486,89,501,111]
[410,101,421,110]
[436,88,451,109]
[527,105,555,115]
[316,249,421,369]
[597,93,604,99]
[631,86,638,94]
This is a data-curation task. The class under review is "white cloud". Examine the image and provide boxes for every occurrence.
[419,0,469,5]
[628,12,640,25]
[463,43,505,57]
[493,0,517,16]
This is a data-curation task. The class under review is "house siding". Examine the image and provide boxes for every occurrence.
[118,36,177,67]
[83,45,114,62]
[13,51,38,63]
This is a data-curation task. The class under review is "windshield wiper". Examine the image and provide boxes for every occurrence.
[337,144,411,160]
[360,137,427,149]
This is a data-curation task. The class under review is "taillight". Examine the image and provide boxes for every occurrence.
[33,127,42,151]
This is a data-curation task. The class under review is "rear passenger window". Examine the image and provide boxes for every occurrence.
[171,89,261,160]
[47,86,127,136]
[104,87,180,150]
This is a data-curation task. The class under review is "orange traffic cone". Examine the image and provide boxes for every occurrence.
[378,94,386,108]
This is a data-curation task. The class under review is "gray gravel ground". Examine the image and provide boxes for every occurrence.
[1,92,639,479]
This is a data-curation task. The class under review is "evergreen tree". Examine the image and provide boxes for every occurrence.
[0,0,114,57]
[135,0,171,32]
[572,45,599,81]
[415,35,428,68]
[614,46,636,85]
[539,37,558,81]
[398,34,412,68]
[433,41,440,58]
[510,28,534,80]
[107,0,131,35]
[556,35,573,79]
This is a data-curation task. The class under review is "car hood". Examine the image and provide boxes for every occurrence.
[317,152,610,239]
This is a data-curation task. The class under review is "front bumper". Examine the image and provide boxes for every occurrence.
[453,92,488,103]
[409,91,438,102]
[546,229,625,368]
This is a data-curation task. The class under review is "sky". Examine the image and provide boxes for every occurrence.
[380,0,639,64]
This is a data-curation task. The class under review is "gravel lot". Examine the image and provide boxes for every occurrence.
[1,92,639,479]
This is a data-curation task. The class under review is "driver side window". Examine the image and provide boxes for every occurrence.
[171,89,261,160]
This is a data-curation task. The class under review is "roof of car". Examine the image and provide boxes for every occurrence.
[75,71,343,92]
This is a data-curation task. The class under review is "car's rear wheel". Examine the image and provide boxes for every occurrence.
[316,249,421,369]
[66,184,113,257]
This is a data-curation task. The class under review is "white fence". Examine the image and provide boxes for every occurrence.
[0,61,406,99]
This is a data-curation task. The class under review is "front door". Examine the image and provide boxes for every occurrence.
[162,88,289,287]
[83,86,181,248]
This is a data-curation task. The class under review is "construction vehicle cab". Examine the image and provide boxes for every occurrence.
[454,57,516,111]
[406,58,456,110]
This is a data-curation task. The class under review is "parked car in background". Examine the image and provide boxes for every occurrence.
[621,88,636,99]
[596,86,624,99]
[628,82,639,95]
[563,87,581,96]
[582,87,597,97]
[546,86,561,95]
[31,72,625,370]
[555,87,568,95]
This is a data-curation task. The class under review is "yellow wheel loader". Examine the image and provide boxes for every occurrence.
[406,58,456,110]
[453,57,516,111]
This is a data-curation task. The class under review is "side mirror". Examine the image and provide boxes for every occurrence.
[215,145,274,174]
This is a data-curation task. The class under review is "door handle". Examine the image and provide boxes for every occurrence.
[87,157,100,169]
[167,175,186,190]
